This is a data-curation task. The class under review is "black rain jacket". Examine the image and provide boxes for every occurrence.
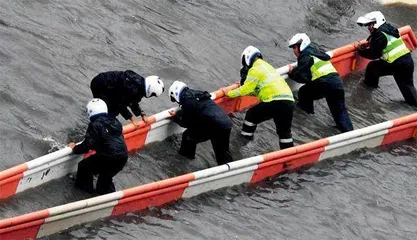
[91,70,146,120]
[358,23,402,60]
[73,114,128,159]
[288,43,343,90]
[172,88,232,131]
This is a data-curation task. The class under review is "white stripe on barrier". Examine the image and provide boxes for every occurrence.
[227,156,264,170]
[144,119,185,144]
[319,130,388,161]
[48,191,123,216]
[38,201,117,238]
[24,155,78,177]
[183,165,257,198]
[326,121,393,145]
[193,164,231,180]
[85,191,124,207]
[153,109,177,122]
[190,156,262,186]
[1,115,416,239]
[26,147,73,169]
[17,155,82,193]
[276,63,297,76]
[46,201,118,223]
[325,130,388,151]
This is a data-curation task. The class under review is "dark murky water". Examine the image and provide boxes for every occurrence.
[1,0,417,239]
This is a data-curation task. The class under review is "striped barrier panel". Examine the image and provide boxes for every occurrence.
[380,0,417,6]
[1,112,417,240]
[0,26,416,201]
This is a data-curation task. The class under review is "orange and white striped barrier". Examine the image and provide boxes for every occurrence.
[380,0,417,6]
[0,26,416,201]
[1,112,417,239]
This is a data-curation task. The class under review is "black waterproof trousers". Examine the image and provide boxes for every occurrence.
[75,154,128,195]
[364,53,417,107]
[242,100,295,149]
[179,128,233,165]
[297,82,353,133]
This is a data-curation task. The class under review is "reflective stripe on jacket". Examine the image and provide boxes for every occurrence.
[381,32,410,63]
[310,56,338,81]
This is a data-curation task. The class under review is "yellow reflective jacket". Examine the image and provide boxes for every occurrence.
[381,32,410,63]
[227,59,294,102]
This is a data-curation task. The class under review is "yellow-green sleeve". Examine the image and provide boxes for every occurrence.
[226,73,259,98]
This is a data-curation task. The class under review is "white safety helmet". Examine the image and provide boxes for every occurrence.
[241,46,262,67]
[356,11,386,29]
[145,75,164,98]
[169,80,187,103]
[288,33,311,52]
[86,98,108,119]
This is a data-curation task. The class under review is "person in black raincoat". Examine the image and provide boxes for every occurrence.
[355,11,417,107]
[68,98,128,195]
[287,33,353,133]
[90,70,165,127]
[168,81,233,165]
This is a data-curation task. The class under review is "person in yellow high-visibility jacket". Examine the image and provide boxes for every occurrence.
[287,33,353,133]
[355,11,417,107]
[226,46,295,149]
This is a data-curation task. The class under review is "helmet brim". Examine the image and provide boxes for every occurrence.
[356,16,376,27]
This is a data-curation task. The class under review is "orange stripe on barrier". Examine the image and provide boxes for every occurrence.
[391,113,417,127]
[122,124,136,135]
[330,25,414,59]
[329,25,415,77]
[262,139,328,162]
[331,40,367,58]
[263,147,298,162]
[382,121,417,145]
[410,31,417,49]
[0,210,49,229]
[122,116,157,135]
[331,45,355,58]
[399,25,411,35]
[0,164,28,182]
[0,219,44,240]
[112,183,189,216]
[402,35,412,50]
[123,125,152,152]
[399,25,417,49]
[0,173,23,200]
[280,147,324,171]
[351,58,357,72]
[295,139,329,153]
[215,97,240,114]
[250,162,285,183]
[122,173,194,198]
[413,127,417,138]
[353,56,372,73]
[213,83,240,99]
[234,96,259,112]
[251,148,325,183]
[331,52,355,63]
